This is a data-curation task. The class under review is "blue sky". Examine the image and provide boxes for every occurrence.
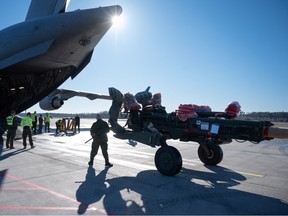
[1,0,288,114]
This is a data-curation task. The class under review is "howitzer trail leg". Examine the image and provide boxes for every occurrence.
[108,87,126,134]
[114,131,164,147]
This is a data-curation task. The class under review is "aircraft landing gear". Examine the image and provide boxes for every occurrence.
[154,146,182,176]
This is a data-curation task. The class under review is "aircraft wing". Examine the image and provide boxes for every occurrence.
[50,88,112,100]
[25,0,70,20]
[39,88,112,110]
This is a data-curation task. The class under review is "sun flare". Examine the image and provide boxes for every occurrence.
[112,15,123,28]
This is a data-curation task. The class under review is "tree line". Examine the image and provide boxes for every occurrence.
[238,112,288,122]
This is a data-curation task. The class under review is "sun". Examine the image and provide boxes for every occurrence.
[112,15,123,28]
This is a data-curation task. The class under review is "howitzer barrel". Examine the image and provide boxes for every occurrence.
[264,127,288,139]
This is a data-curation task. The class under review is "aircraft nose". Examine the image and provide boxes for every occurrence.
[104,5,123,20]
[113,5,123,16]
[89,5,123,25]
[98,5,122,18]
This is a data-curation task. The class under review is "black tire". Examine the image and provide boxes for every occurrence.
[154,146,182,176]
[197,143,223,165]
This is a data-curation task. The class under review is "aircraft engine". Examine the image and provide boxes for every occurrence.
[39,96,64,110]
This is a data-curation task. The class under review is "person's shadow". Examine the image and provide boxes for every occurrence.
[76,166,108,214]
[0,148,30,161]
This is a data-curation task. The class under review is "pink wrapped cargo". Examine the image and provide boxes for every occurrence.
[148,93,162,107]
[177,104,211,121]
[123,93,141,111]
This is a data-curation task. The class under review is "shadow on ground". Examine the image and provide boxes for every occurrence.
[76,165,288,215]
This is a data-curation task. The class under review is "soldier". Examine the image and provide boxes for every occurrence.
[88,114,113,168]
[20,112,35,149]
[5,110,18,149]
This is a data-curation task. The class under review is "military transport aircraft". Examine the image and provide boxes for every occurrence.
[0,0,122,132]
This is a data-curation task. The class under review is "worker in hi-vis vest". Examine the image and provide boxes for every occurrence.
[20,112,35,149]
[44,113,52,133]
[6,110,18,149]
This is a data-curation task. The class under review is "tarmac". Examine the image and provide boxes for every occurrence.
[1,119,288,215]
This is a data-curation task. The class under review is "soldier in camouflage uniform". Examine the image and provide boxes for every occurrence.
[88,114,113,168]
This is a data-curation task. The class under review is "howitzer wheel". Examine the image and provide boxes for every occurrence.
[154,146,182,176]
[198,143,223,165]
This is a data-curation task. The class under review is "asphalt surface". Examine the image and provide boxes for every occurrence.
[1,119,288,215]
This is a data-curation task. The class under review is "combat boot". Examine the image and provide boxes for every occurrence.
[88,160,93,166]
[105,162,113,168]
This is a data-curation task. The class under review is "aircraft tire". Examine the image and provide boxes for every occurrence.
[197,143,223,165]
[154,146,182,176]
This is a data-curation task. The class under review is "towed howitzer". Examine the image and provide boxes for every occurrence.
[108,87,288,176]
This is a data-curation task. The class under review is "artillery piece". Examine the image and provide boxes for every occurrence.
[107,87,288,176]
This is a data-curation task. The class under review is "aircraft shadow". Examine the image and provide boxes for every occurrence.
[76,165,288,215]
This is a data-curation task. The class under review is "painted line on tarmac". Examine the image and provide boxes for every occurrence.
[111,157,199,171]
[5,173,78,203]
[111,158,157,170]
[235,171,264,178]
[0,206,79,211]
[1,187,40,190]
[1,173,106,214]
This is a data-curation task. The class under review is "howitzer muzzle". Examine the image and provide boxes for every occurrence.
[263,127,288,139]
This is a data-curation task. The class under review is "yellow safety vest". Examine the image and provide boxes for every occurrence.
[21,116,32,128]
[44,115,51,123]
[6,115,14,126]
[31,113,36,122]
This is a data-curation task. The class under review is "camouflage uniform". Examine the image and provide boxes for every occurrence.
[89,118,112,167]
